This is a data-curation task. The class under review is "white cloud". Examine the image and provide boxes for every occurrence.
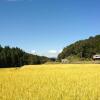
[48,50,57,54]
[30,50,36,54]
[59,49,63,53]
[47,49,61,58]
[29,49,63,58]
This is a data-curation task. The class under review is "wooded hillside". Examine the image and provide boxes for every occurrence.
[58,35,100,60]
[0,46,49,67]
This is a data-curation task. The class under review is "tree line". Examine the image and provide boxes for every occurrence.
[0,45,49,68]
[58,35,100,60]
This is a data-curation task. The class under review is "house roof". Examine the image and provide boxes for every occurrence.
[93,55,100,58]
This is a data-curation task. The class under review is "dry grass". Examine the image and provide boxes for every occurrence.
[0,64,100,100]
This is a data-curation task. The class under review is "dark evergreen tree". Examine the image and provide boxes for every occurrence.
[0,46,49,68]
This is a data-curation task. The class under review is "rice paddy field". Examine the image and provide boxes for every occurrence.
[0,64,100,100]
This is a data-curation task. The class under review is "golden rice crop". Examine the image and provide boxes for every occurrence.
[0,64,100,100]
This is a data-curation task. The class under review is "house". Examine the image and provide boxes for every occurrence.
[61,59,69,63]
[93,54,100,60]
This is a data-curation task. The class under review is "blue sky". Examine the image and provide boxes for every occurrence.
[0,0,100,57]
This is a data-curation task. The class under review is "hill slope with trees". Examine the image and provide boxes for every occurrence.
[0,45,49,68]
[58,35,100,61]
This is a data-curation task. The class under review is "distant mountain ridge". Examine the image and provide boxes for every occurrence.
[58,35,100,60]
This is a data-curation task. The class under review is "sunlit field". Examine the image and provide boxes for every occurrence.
[0,64,100,100]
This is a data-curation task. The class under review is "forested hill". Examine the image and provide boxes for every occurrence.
[0,45,49,68]
[58,35,100,60]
